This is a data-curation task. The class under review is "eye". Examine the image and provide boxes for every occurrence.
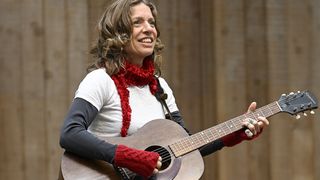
[149,20,156,27]
[132,18,143,27]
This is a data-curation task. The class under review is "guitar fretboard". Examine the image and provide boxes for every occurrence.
[169,101,281,157]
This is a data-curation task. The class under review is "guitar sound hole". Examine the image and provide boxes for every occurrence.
[145,145,171,171]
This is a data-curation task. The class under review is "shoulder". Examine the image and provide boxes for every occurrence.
[85,68,112,82]
[75,68,116,110]
[79,68,114,88]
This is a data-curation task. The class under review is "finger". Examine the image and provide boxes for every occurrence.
[158,156,162,162]
[251,119,260,133]
[247,102,257,113]
[157,160,162,169]
[244,119,257,135]
[245,129,254,138]
[257,121,264,131]
[258,116,269,126]
[249,124,257,135]
[153,169,158,174]
[249,118,261,134]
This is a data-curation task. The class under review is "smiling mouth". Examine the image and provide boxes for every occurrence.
[138,37,154,43]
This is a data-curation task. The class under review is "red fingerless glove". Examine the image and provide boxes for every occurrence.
[221,129,262,147]
[114,145,159,178]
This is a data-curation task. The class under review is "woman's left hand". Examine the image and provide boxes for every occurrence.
[242,102,269,138]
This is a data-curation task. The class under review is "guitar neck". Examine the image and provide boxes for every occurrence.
[169,101,282,157]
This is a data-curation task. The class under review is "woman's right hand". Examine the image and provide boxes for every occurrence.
[153,156,162,174]
[114,144,161,178]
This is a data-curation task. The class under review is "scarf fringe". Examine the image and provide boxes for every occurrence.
[111,58,157,137]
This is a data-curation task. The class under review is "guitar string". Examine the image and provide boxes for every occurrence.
[156,101,290,158]
[167,93,310,156]
[119,103,279,177]
[146,103,282,161]
[120,93,311,177]
[168,103,280,154]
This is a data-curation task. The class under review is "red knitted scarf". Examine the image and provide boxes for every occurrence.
[111,58,157,137]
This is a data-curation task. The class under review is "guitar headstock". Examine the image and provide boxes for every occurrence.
[278,91,318,119]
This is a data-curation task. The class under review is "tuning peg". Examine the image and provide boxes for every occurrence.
[303,112,308,116]
[289,92,294,95]
[310,110,315,115]
[296,114,301,119]
[297,91,301,93]
[281,93,286,97]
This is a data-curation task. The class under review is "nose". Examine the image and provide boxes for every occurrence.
[143,22,153,33]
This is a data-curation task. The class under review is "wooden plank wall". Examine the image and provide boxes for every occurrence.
[0,0,319,180]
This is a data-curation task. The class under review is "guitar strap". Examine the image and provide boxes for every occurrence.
[154,77,173,120]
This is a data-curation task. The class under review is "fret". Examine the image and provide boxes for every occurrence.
[234,117,240,127]
[224,121,232,134]
[175,140,183,151]
[181,138,189,151]
[227,120,234,130]
[199,132,206,143]
[190,133,200,147]
[230,118,240,130]
[209,127,219,139]
[206,129,215,142]
[216,124,225,137]
[257,108,265,117]
[267,103,274,115]
[207,128,215,139]
[181,140,188,153]
[202,131,210,143]
[265,107,272,116]
[220,123,229,135]
[245,113,254,120]
[251,112,258,119]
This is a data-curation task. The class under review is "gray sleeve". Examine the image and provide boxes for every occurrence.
[59,98,116,163]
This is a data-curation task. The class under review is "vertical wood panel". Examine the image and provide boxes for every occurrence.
[244,1,270,180]
[310,0,320,179]
[21,1,47,179]
[155,0,179,83]
[0,1,24,179]
[43,0,68,179]
[87,0,111,55]
[213,0,248,180]
[66,0,89,100]
[175,0,203,133]
[199,0,218,179]
[266,1,293,180]
[287,1,314,180]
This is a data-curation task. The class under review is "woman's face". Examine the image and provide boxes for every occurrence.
[125,3,158,65]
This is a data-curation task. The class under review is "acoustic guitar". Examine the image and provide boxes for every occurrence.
[60,91,318,180]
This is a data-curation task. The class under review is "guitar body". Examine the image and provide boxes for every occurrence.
[61,119,204,180]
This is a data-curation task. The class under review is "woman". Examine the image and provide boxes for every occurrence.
[59,0,269,179]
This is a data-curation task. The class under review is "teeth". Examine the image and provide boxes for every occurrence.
[140,38,152,43]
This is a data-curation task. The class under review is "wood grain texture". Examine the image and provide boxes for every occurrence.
[213,0,248,180]
[287,1,314,180]
[266,1,293,180]
[0,0,24,179]
[310,1,320,179]
[21,0,47,179]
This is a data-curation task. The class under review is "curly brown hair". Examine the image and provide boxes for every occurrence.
[89,0,164,76]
